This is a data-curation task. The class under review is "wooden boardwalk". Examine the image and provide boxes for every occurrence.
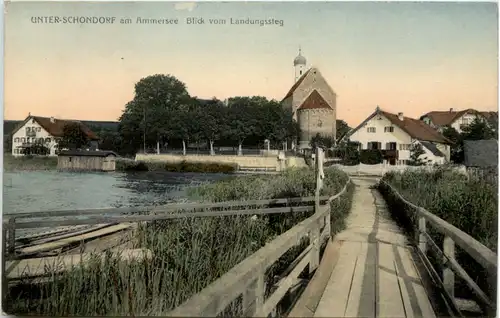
[314,178,436,318]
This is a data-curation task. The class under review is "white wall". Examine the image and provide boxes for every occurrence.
[450,113,482,134]
[348,114,413,161]
[348,114,448,165]
[12,119,59,156]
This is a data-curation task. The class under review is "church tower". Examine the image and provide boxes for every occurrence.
[294,47,307,82]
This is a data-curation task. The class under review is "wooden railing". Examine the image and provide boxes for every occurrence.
[3,195,332,258]
[166,178,351,317]
[380,181,497,316]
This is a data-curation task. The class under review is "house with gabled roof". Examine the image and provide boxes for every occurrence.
[281,49,337,149]
[420,108,498,134]
[11,114,99,157]
[343,107,452,165]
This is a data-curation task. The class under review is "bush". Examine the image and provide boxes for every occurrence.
[116,160,238,173]
[360,149,383,164]
[7,168,353,316]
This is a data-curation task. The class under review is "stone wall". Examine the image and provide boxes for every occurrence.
[297,108,335,148]
[135,154,308,171]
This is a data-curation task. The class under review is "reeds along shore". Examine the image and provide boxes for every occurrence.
[380,167,497,302]
[7,167,354,316]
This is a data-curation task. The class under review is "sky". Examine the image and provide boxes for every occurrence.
[4,1,499,126]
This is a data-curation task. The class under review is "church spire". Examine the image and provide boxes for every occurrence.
[294,46,307,82]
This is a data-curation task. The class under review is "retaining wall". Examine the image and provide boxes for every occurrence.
[135,154,308,171]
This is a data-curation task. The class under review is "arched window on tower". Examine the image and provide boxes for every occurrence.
[300,70,302,75]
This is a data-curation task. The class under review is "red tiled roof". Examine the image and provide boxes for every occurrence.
[13,116,99,140]
[282,69,311,101]
[381,111,451,144]
[421,109,477,126]
[297,90,332,111]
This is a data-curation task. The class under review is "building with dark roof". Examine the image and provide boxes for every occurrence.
[343,107,452,165]
[420,108,498,134]
[11,115,99,157]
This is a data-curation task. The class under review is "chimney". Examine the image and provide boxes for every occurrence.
[449,108,454,112]
[398,112,404,121]
[50,117,56,123]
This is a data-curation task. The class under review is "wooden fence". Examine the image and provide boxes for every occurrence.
[165,164,350,317]
[379,181,497,317]
[3,195,333,259]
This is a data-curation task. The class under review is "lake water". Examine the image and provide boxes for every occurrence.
[3,171,232,238]
[3,171,231,214]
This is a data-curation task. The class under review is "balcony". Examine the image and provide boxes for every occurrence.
[382,149,399,159]
[26,131,36,137]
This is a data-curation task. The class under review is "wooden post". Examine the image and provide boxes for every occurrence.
[254,271,266,317]
[443,236,455,299]
[242,278,257,316]
[325,205,332,240]
[2,222,8,310]
[7,218,15,256]
[416,214,427,254]
[315,147,324,215]
[309,219,321,274]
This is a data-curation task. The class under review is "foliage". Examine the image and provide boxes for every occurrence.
[336,120,351,140]
[20,143,49,156]
[310,133,335,150]
[380,168,497,300]
[117,75,300,155]
[335,141,360,165]
[444,118,496,164]
[4,155,58,171]
[58,122,90,150]
[442,126,463,163]
[8,168,353,316]
[360,149,383,165]
[407,143,429,166]
[116,160,238,173]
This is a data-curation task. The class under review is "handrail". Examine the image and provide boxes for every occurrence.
[380,180,497,315]
[4,196,331,220]
[167,177,351,317]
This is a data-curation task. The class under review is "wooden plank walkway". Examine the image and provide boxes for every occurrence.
[314,178,436,318]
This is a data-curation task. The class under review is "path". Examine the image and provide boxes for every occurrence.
[314,178,436,318]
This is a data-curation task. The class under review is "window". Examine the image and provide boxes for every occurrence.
[36,127,41,132]
[21,137,25,142]
[26,127,31,132]
[399,144,411,151]
[367,127,376,133]
[69,157,72,162]
[384,126,394,133]
[46,138,51,143]
[385,142,397,150]
[367,141,381,150]
[14,137,19,142]
[300,70,302,75]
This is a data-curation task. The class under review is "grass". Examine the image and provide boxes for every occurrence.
[6,167,353,316]
[3,155,58,171]
[116,160,238,173]
[379,166,497,304]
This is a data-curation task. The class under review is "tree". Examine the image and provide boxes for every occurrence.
[118,74,192,153]
[407,143,430,166]
[336,140,360,165]
[58,122,89,150]
[461,117,495,141]
[336,120,351,140]
[195,100,227,155]
[226,97,259,155]
[442,126,463,163]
